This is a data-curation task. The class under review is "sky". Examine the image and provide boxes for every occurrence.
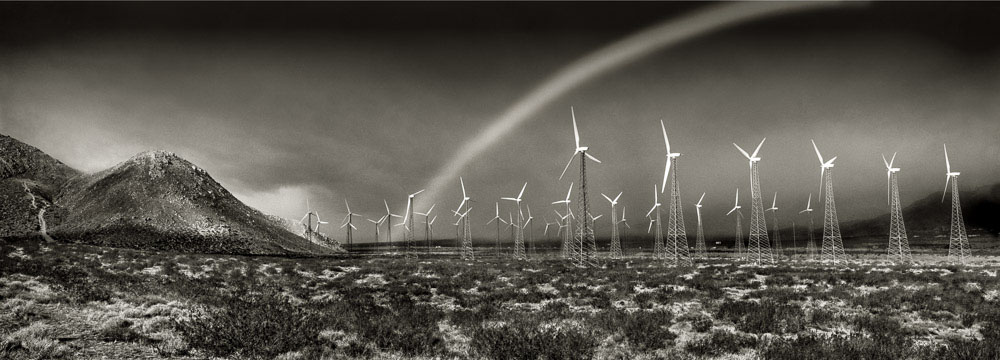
[1,2,998,242]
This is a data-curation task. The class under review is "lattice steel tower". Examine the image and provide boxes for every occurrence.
[664,160,692,266]
[883,153,912,264]
[799,194,817,260]
[819,169,846,263]
[943,144,970,263]
[648,184,665,259]
[765,193,782,258]
[574,154,598,267]
[602,192,623,260]
[734,139,773,265]
[726,188,744,260]
[693,193,707,260]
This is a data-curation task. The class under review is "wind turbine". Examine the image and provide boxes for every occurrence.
[415,203,436,255]
[341,199,360,252]
[383,199,402,253]
[552,183,574,259]
[502,182,528,260]
[525,205,535,258]
[882,153,912,264]
[942,144,970,263]
[602,191,623,259]
[558,107,600,267]
[798,194,817,260]
[693,193,707,260]
[486,202,506,258]
[734,138,772,265]
[504,212,518,255]
[726,189,745,260]
[660,120,691,266]
[397,189,426,257]
[620,205,631,258]
[455,177,474,260]
[811,139,845,264]
[453,206,473,260]
[367,215,387,253]
[646,184,664,259]
[300,198,329,245]
[765,192,783,258]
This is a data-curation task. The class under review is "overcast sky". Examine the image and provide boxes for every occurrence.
[1,2,998,241]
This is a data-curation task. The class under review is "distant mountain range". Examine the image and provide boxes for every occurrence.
[839,182,1000,239]
[0,134,340,255]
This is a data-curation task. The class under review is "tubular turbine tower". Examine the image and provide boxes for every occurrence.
[734,139,773,265]
[661,120,691,267]
[942,144,971,263]
[558,108,601,267]
[883,153,913,264]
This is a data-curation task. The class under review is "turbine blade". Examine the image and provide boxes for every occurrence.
[648,221,653,233]
[654,184,659,204]
[602,193,613,203]
[345,199,351,214]
[566,183,574,200]
[771,192,777,209]
[942,175,951,203]
[819,167,825,200]
[752,138,766,158]
[518,182,527,199]
[495,202,500,216]
[615,191,622,203]
[806,193,811,210]
[811,139,823,164]
[886,171,891,206]
[460,176,467,198]
[662,157,671,193]
[727,207,736,216]
[944,144,951,173]
[411,189,425,197]
[890,152,897,168]
[350,224,357,230]
[733,143,751,160]
[696,207,702,225]
[660,119,670,153]
[882,153,890,170]
[826,156,837,166]
[646,205,656,218]
[384,199,390,214]
[697,192,705,206]
[585,152,601,163]
[427,204,435,215]
[734,188,740,206]
[571,106,580,149]
[559,154,576,180]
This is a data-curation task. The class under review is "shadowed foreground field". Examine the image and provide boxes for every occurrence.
[3,239,1000,359]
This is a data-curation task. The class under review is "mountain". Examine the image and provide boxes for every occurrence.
[0,133,339,255]
[841,183,1000,239]
[0,134,80,238]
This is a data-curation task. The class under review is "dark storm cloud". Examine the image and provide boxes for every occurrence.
[1,2,998,241]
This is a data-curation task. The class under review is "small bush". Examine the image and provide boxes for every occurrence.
[685,330,756,356]
[716,299,805,334]
[471,320,598,360]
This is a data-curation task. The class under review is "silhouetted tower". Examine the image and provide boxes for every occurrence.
[735,212,745,259]
[602,192,623,260]
[574,154,597,267]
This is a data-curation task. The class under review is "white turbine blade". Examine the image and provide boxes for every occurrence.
[734,188,740,207]
[647,221,653,233]
[886,170,891,206]
[426,204,436,215]
[733,143,751,160]
[526,205,532,218]
[592,214,602,221]
[881,153,890,170]
[384,199,391,214]
[552,200,569,205]
[662,157,671,194]
[340,222,349,229]
[494,202,500,216]
[455,199,467,214]
[411,189,425,197]
[300,213,310,224]
[559,154,576,180]
[696,207,702,226]
[341,214,351,226]
[752,138,766,158]
[660,119,671,153]
[487,217,496,225]
[501,197,518,201]
[430,215,437,225]
[942,175,951,203]
[771,192,777,209]
[646,205,656,218]
[825,156,837,166]
[621,205,626,220]
[565,183,574,201]
[623,221,631,229]
[345,199,351,214]
[460,176,467,198]
[944,144,951,173]
[518,182,527,200]
[654,184,659,204]
[585,152,601,163]
[571,106,580,149]
[727,206,737,216]
[818,167,825,199]
[697,192,705,206]
[402,200,411,224]
[889,152,897,168]
[811,139,824,164]
[349,224,357,230]
[554,210,563,218]
[806,193,812,210]
[614,191,622,203]
[602,193,613,203]
[379,214,388,223]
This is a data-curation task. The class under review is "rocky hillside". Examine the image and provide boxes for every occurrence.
[0,134,79,238]
[0,133,339,255]
[841,183,1000,239]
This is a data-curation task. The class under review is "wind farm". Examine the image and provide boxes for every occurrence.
[2,2,1000,360]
